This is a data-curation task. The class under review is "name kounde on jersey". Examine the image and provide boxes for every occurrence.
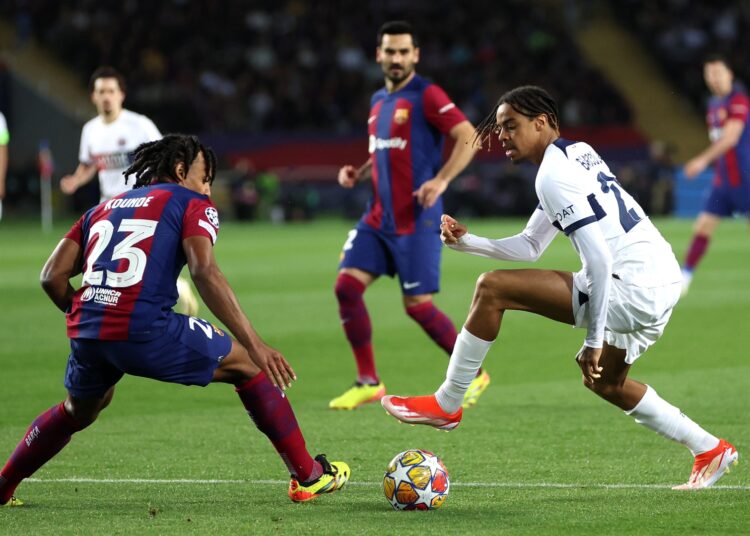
[64,183,220,341]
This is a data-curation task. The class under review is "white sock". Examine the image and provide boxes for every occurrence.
[626,385,719,456]
[435,327,493,414]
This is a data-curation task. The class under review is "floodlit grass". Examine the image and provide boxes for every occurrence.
[0,217,747,535]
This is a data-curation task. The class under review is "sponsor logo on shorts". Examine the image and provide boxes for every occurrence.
[81,286,122,306]
[403,281,421,290]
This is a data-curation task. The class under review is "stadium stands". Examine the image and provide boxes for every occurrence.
[4,0,632,133]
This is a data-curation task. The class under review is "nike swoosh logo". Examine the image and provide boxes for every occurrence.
[403,281,421,290]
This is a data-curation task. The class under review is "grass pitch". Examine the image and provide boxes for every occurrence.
[0,216,748,535]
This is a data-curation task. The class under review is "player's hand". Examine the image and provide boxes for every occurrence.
[60,175,80,194]
[250,343,297,390]
[575,345,603,385]
[440,214,468,244]
[338,165,359,188]
[413,177,449,208]
[684,157,708,180]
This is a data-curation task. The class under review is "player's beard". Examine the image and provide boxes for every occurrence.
[384,64,413,85]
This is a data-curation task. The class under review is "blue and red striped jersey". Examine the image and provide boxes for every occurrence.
[63,183,219,340]
[706,84,750,188]
[362,74,467,235]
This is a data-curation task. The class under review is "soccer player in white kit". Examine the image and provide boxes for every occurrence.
[60,67,161,201]
[0,110,8,221]
[382,86,739,490]
[60,66,198,315]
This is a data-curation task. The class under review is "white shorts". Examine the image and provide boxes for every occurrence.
[572,271,681,363]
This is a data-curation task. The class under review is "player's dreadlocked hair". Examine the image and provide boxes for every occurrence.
[473,85,560,150]
[124,134,217,189]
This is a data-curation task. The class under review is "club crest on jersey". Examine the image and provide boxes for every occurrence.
[394,108,410,124]
[718,108,727,121]
[205,207,220,228]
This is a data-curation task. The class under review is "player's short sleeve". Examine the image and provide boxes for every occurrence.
[182,198,220,245]
[63,215,85,245]
[0,112,8,145]
[537,156,598,236]
[728,93,750,122]
[422,84,468,134]
[140,116,162,142]
[78,122,92,165]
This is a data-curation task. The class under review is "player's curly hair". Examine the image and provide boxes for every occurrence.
[124,134,217,189]
[473,85,560,150]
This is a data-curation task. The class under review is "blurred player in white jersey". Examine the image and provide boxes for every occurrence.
[60,66,198,315]
[383,86,738,490]
[0,110,8,221]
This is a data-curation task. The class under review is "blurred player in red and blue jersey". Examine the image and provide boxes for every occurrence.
[681,54,750,294]
[0,135,349,507]
[331,21,487,410]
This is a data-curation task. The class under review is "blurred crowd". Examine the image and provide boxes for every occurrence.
[5,0,632,134]
[617,1,750,108]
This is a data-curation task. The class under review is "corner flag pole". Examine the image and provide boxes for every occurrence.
[39,140,54,233]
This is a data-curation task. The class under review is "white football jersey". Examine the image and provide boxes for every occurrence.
[536,139,681,287]
[79,109,161,201]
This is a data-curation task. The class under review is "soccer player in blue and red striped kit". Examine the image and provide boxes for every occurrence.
[0,135,349,507]
[681,53,750,295]
[331,21,488,410]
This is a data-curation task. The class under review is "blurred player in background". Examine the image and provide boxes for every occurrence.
[681,54,750,295]
[0,110,8,221]
[0,135,350,507]
[60,66,198,314]
[331,21,485,411]
[383,86,738,490]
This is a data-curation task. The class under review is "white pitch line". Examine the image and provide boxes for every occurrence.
[25,478,750,491]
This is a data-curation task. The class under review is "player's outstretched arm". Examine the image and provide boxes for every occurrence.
[183,235,296,389]
[40,238,82,312]
[337,159,372,188]
[60,163,98,194]
[684,118,744,178]
[444,209,557,262]
[414,121,478,208]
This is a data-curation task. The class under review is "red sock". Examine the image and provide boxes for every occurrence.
[406,301,458,356]
[335,273,378,384]
[685,234,709,271]
[236,373,322,482]
[0,402,81,504]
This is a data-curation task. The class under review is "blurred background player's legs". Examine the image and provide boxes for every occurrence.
[330,268,385,410]
[681,189,725,296]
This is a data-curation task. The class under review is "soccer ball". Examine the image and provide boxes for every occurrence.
[175,277,200,316]
[383,449,450,510]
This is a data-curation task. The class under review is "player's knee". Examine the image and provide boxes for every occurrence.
[475,272,506,302]
[63,398,104,429]
[584,378,623,401]
[214,349,260,384]
[335,273,364,305]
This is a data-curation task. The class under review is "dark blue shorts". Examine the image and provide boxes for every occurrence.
[703,185,750,217]
[339,225,442,295]
[65,313,233,399]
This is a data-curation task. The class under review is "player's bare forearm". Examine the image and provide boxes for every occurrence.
[61,163,97,193]
[40,238,82,312]
[190,263,264,352]
[358,158,373,181]
[686,119,744,177]
[435,121,478,183]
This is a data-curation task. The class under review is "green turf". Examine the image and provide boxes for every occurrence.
[0,217,748,535]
